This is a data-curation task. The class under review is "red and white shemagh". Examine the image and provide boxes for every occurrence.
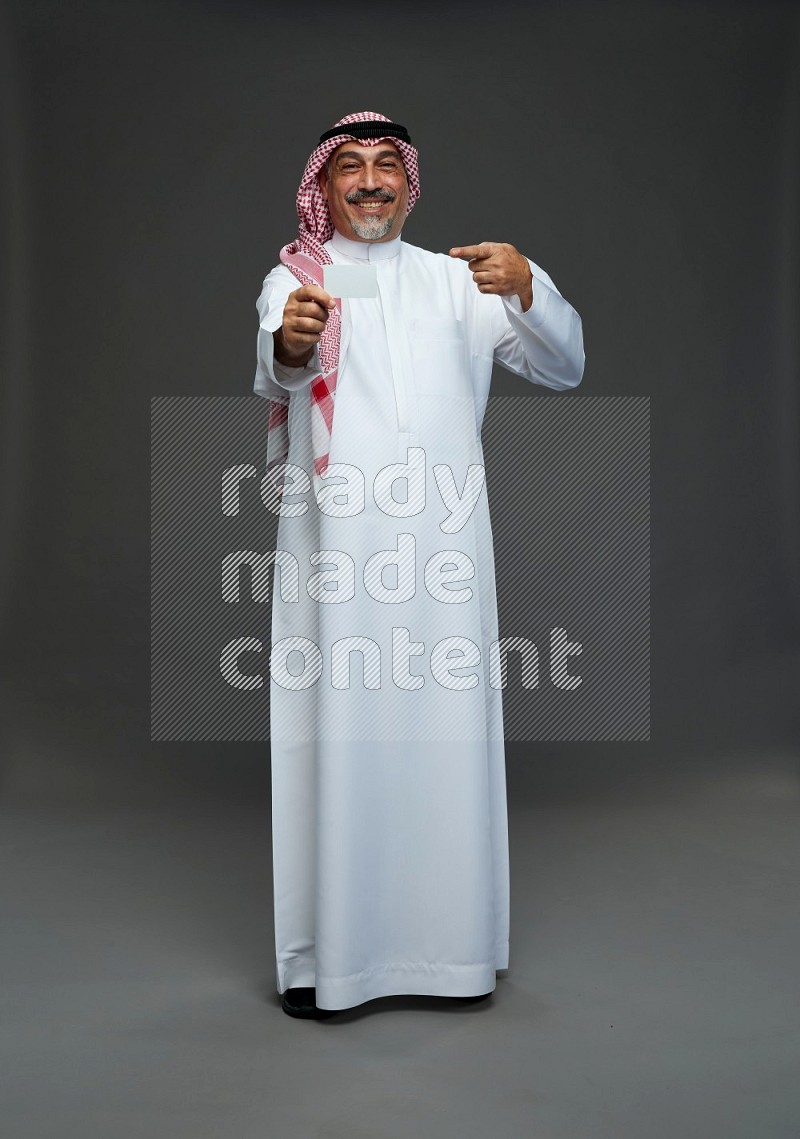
[265,111,420,492]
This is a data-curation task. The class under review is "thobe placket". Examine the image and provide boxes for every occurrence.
[321,231,421,466]
[375,256,420,453]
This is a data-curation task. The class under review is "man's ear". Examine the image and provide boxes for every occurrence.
[318,168,329,201]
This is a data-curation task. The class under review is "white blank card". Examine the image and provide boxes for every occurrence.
[324,264,378,299]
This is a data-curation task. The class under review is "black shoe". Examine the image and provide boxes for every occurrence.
[281,987,337,1019]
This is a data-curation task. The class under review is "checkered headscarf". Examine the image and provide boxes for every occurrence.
[265,111,420,492]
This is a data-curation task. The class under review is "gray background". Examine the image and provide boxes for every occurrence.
[1,1,798,1136]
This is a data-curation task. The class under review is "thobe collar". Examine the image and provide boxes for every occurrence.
[328,228,402,262]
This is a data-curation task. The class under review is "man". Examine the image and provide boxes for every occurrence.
[253,111,584,1019]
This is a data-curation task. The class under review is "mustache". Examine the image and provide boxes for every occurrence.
[345,189,396,203]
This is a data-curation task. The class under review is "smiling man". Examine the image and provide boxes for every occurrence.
[253,111,585,1019]
[322,142,409,240]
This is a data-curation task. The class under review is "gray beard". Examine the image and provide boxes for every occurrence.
[349,213,395,241]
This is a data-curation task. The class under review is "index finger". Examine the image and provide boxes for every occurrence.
[293,284,336,309]
[449,243,489,261]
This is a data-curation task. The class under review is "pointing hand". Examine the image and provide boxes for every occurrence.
[449,242,533,311]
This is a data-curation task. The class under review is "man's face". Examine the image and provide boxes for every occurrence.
[319,141,409,242]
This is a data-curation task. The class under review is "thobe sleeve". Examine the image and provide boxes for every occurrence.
[490,257,585,391]
[254,264,321,397]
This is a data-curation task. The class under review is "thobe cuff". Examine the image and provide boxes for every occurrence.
[256,305,321,392]
[501,257,551,331]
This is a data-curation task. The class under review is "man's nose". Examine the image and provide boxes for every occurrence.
[358,168,381,191]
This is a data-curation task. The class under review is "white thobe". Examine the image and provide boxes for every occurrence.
[254,229,584,1009]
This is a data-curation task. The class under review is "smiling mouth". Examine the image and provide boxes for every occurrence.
[353,200,390,211]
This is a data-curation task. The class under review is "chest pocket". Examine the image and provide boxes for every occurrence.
[408,317,472,397]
